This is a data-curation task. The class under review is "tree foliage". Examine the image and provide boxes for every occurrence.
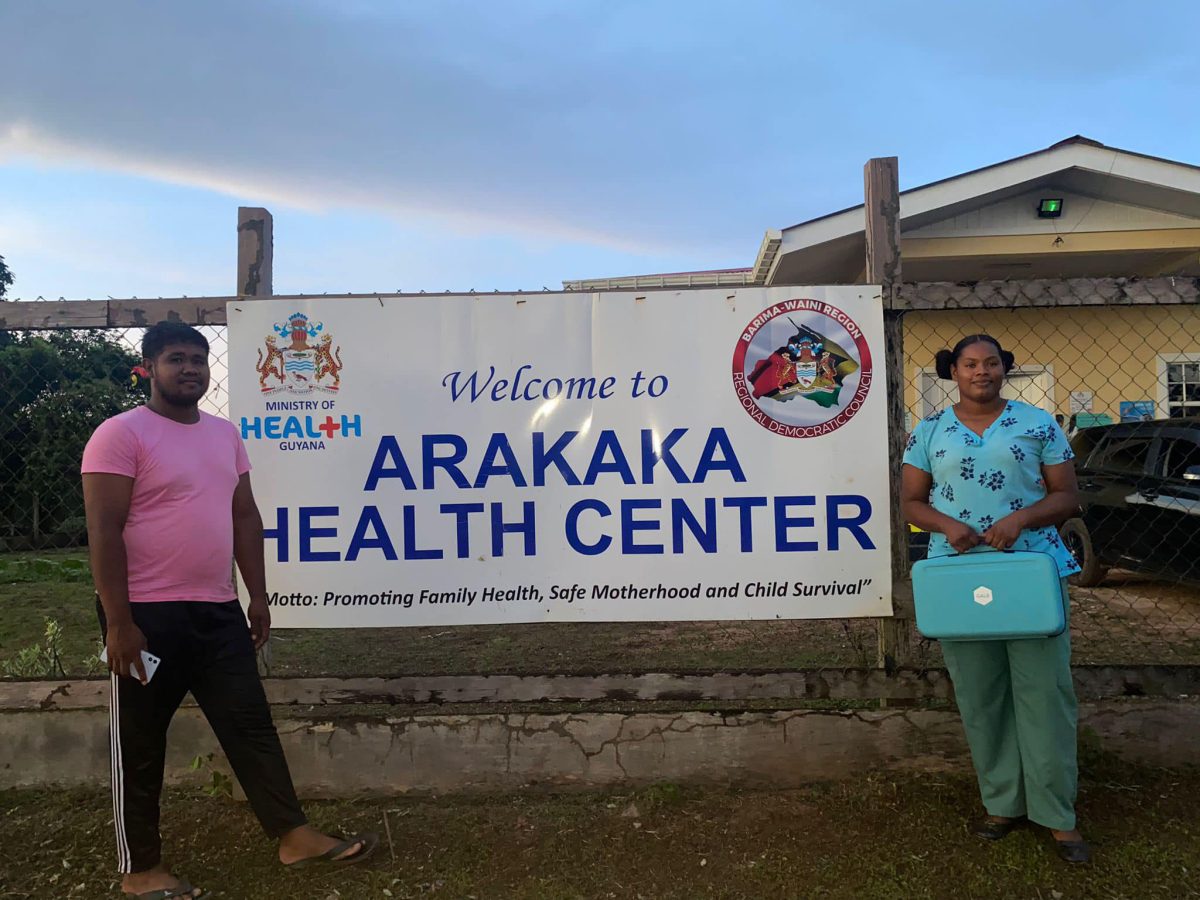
[0,331,145,547]
[0,254,12,301]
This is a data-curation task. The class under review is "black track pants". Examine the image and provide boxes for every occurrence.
[99,599,307,873]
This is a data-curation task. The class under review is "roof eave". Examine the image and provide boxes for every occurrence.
[778,140,1200,259]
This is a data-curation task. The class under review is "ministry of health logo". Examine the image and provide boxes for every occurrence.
[731,299,873,438]
[254,313,344,395]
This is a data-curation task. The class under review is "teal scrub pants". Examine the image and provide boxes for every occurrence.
[940,581,1078,831]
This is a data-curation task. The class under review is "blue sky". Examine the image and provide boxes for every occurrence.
[2,0,1198,300]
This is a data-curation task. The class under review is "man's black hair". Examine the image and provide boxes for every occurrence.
[142,321,209,361]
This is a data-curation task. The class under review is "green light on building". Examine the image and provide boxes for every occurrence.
[1037,198,1063,218]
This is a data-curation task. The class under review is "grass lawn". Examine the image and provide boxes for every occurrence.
[2,753,1197,899]
[0,549,916,676]
[0,550,104,674]
[2,550,1198,677]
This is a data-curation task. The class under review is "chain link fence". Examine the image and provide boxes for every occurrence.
[901,297,1200,667]
[1,286,1197,678]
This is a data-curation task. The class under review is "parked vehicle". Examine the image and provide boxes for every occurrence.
[1062,418,1200,586]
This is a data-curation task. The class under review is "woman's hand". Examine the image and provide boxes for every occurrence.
[944,520,982,554]
[982,511,1027,550]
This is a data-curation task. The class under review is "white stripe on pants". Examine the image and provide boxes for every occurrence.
[109,673,132,873]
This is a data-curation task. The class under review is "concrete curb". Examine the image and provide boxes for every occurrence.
[3,665,1197,711]
[2,699,1196,796]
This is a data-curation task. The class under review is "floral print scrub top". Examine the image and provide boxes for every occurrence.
[903,399,1081,577]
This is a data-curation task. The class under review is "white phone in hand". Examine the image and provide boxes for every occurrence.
[100,648,161,684]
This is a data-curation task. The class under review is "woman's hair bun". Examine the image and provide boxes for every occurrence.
[937,334,1017,379]
[934,349,955,380]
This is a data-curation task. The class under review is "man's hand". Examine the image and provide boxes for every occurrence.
[106,621,149,683]
[248,597,271,650]
[982,511,1027,550]
[944,520,983,554]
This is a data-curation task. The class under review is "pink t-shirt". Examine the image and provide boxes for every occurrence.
[81,406,251,603]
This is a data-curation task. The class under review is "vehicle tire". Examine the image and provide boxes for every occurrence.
[1060,518,1108,587]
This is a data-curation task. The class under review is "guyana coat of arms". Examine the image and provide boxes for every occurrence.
[255,313,343,395]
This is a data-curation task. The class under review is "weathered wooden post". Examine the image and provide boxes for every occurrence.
[237,207,274,298]
[864,157,913,672]
[237,207,274,674]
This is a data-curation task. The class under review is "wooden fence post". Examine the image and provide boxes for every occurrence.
[236,207,274,672]
[864,157,912,671]
[237,207,274,298]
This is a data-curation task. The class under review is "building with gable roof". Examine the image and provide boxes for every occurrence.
[565,137,1200,426]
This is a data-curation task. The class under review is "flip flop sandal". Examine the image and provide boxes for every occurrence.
[972,815,1027,841]
[123,883,208,900]
[284,832,380,869]
[1055,838,1091,864]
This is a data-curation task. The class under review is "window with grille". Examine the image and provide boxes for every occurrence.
[1167,362,1200,418]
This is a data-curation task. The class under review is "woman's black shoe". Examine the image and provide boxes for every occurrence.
[1055,839,1091,864]
[972,816,1025,841]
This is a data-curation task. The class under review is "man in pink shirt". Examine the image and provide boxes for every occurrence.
[83,322,376,899]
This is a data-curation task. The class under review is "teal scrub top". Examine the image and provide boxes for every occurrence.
[903,399,1081,577]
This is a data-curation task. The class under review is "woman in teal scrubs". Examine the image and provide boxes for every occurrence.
[901,334,1090,864]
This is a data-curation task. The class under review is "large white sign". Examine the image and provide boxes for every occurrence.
[228,287,892,627]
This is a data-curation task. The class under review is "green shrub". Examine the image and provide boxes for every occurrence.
[1,617,66,678]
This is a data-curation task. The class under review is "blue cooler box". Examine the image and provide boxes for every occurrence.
[912,550,1066,641]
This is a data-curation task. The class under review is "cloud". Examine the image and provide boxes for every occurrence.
[1,0,1197,270]
[0,0,789,256]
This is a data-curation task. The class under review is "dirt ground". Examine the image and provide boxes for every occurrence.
[2,751,1198,899]
[1071,572,1200,662]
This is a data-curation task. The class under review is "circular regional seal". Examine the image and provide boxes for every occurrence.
[731,300,873,438]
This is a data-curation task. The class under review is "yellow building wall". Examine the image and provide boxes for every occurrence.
[903,305,1200,423]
